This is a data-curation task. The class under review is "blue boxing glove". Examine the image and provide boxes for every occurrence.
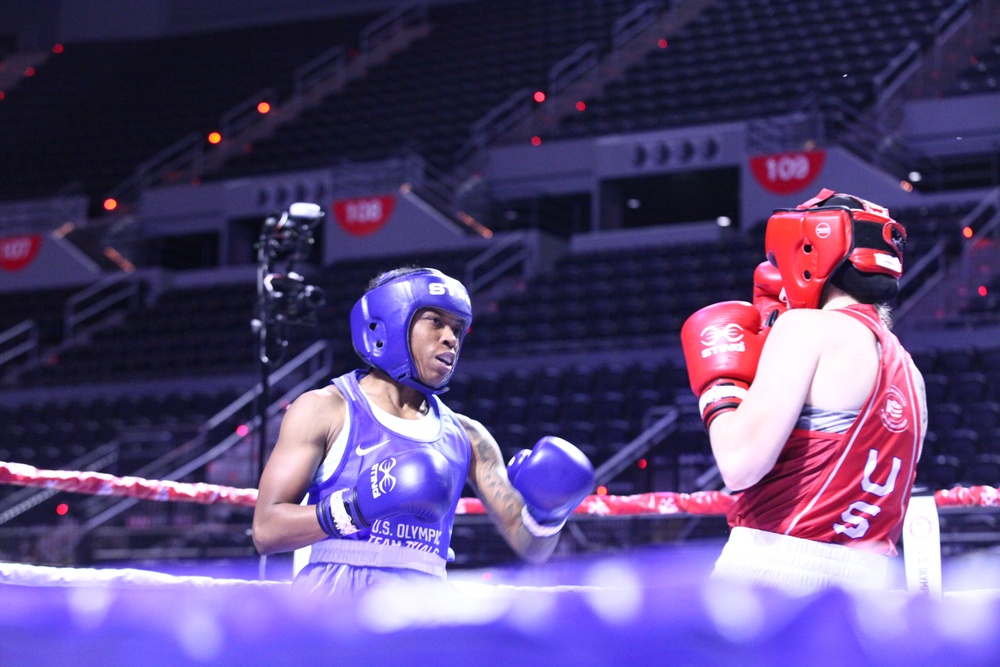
[507,436,595,537]
[316,448,454,538]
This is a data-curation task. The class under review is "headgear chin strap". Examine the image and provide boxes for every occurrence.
[764,188,906,310]
[350,268,472,394]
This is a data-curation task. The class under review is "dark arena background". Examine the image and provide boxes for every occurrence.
[1,0,1000,664]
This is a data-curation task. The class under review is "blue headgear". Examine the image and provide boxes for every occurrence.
[350,268,472,394]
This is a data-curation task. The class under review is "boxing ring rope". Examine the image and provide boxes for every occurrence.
[1,459,997,517]
[3,458,1000,667]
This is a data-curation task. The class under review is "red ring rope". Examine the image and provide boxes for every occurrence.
[0,460,258,508]
[1,460,996,516]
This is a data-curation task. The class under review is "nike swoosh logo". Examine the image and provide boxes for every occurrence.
[355,439,391,456]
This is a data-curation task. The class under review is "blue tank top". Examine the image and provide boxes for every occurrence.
[305,370,471,570]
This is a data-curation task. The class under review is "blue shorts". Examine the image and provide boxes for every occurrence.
[292,562,446,600]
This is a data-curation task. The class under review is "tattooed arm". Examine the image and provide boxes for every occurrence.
[458,414,559,563]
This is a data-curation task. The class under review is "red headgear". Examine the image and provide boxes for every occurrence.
[764,188,906,310]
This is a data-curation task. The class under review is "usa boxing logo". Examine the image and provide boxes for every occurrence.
[880,385,909,433]
[369,458,398,499]
[699,323,746,358]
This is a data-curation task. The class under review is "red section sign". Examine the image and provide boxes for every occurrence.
[0,235,42,272]
[333,195,396,237]
[749,150,826,195]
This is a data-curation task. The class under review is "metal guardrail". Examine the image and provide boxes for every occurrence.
[63,274,140,340]
[611,0,660,49]
[359,1,427,53]
[220,87,278,136]
[293,46,348,95]
[468,88,535,151]
[549,43,600,96]
[962,187,1000,251]
[933,0,973,38]
[106,131,203,202]
[0,320,38,370]
[874,40,922,103]
[894,238,950,322]
[465,232,534,296]
[396,152,495,236]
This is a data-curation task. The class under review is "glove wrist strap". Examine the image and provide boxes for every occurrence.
[316,489,362,538]
[699,379,750,429]
[520,505,566,538]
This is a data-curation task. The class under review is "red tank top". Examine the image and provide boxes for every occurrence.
[727,304,924,555]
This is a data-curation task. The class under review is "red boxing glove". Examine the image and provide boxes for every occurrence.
[753,261,788,327]
[680,301,769,428]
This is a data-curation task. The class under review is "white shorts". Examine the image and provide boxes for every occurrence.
[712,527,890,596]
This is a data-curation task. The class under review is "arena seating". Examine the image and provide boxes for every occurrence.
[467,235,762,355]
[11,282,258,387]
[1,0,993,211]
[212,0,650,179]
[0,11,379,203]
[0,389,240,469]
[912,345,1000,487]
[556,0,953,139]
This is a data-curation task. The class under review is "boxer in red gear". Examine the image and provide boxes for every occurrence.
[684,190,928,595]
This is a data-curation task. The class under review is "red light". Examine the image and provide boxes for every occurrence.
[596,485,608,496]
[52,44,64,54]
[481,572,493,581]
[103,198,118,211]
[236,424,250,437]
[0,92,5,101]
[658,38,668,48]
[963,226,974,239]
[207,131,222,144]
[533,91,546,103]
[530,136,542,146]
[575,100,586,111]
[257,101,271,114]
[24,67,35,77]
[979,285,988,297]
[56,503,69,516]
[637,458,647,469]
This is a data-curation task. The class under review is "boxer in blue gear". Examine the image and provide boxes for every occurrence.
[252,267,595,598]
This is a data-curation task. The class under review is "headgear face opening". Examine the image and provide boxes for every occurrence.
[764,188,906,309]
[350,268,472,394]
